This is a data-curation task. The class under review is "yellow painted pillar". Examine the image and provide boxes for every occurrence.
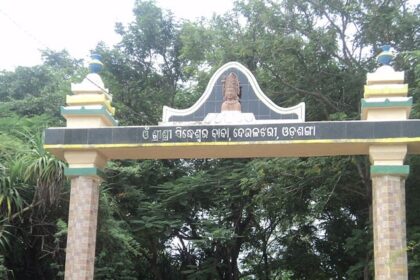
[61,55,117,279]
[363,46,411,279]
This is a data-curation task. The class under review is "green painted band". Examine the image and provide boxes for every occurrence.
[60,106,118,126]
[64,167,104,178]
[361,98,412,109]
[370,165,410,176]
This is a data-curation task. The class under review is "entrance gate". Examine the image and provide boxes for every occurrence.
[45,48,417,279]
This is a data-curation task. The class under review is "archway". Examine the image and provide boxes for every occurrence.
[45,48,415,279]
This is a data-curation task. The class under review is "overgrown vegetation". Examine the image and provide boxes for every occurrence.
[0,0,419,279]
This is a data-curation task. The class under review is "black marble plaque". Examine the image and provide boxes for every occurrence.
[44,120,420,146]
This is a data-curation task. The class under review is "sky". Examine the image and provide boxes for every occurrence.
[0,0,233,71]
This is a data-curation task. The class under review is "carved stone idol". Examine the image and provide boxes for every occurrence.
[221,72,241,112]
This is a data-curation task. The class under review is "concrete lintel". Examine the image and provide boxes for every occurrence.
[43,120,420,160]
[369,145,407,165]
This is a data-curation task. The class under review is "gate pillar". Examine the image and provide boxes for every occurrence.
[369,145,408,280]
[65,177,100,279]
[363,46,411,280]
[60,55,117,279]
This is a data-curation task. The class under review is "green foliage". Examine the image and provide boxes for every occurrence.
[0,175,24,217]
[0,0,418,279]
[0,50,84,121]
[0,223,13,253]
[0,254,12,280]
[0,110,67,278]
[94,0,187,125]
[95,187,141,280]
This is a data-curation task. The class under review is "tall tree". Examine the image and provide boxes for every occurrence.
[1,0,418,279]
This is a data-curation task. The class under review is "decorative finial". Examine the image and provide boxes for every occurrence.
[89,54,103,74]
[377,45,394,65]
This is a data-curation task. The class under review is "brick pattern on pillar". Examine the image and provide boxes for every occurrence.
[372,175,407,280]
[65,176,100,280]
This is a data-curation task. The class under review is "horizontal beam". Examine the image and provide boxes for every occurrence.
[44,120,420,160]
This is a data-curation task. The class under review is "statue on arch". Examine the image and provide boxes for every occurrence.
[221,72,241,112]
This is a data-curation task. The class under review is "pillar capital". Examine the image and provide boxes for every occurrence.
[64,150,107,167]
[369,145,407,166]
[64,150,107,179]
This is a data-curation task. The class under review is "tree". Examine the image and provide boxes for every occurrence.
[0,124,67,279]
[0,0,418,279]
[90,0,418,279]
[0,51,80,279]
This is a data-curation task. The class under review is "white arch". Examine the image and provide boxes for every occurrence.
[162,61,305,123]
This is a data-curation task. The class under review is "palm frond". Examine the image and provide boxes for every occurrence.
[0,176,23,218]
[25,155,66,209]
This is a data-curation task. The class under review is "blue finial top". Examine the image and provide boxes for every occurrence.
[89,54,103,73]
[377,45,394,65]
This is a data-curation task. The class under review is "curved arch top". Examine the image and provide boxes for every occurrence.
[161,62,305,124]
